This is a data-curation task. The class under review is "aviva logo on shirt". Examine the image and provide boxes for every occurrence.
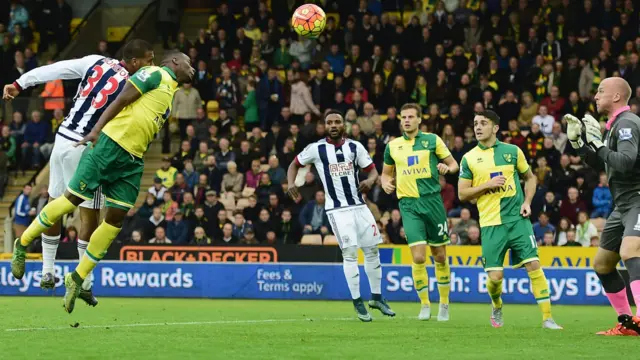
[402,155,429,176]
[486,171,515,195]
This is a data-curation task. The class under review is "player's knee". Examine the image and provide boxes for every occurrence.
[593,256,616,274]
[412,253,426,264]
[362,246,379,261]
[342,246,358,262]
[619,236,640,261]
[488,271,503,281]
[432,253,446,264]
[524,261,541,272]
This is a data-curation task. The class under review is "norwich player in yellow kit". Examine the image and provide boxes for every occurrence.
[11,52,194,313]
[458,110,562,329]
[381,103,459,321]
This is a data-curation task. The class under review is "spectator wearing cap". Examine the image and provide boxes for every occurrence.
[203,190,224,222]
[167,210,189,245]
[191,226,212,245]
[148,177,167,202]
[172,82,202,140]
[149,227,172,244]
[156,157,178,189]
[240,228,259,245]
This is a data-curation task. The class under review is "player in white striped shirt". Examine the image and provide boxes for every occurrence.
[3,40,154,304]
[287,110,394,322]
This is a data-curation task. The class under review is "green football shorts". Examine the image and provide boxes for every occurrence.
[67,133,144,211]
[398,195,450,247]
[480,218,539,271]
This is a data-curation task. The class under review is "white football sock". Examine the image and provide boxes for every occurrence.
[363,246,382,295]
[77,239,93,290]
[342,247,361,299]
[41,234,60,275]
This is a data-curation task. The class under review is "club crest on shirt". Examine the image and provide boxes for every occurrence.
[503,153,512,163]
[619,128,632,141]
[421,140,429,148]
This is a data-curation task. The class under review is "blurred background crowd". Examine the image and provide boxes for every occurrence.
[5,0,640,249]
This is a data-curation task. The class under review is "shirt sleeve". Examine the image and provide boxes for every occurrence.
[435,135,452,159]
[459,156,473,180]
[516,147,530,174]
[14,55,104,90]
[383,143,394,165]
[354,141,374,169]
[129,67,162,95]
[596,116,640,173]
[295,143,317,166]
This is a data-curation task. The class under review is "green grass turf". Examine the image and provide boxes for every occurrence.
[0,297,633,359]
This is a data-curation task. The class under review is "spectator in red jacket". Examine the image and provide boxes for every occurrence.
[539,86,566,121]
[559,187,587,225]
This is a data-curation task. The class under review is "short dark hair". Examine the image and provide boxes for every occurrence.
[121,39,153,62]
[475,110,500,125]
[400,103,422,115]
[324,109,344,121]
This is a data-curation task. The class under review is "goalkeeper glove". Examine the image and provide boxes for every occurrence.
[582,114,604,151]
[563,114,584,149]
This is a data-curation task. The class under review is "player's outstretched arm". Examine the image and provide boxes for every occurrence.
[3,55,103,100]
[75,82,142,147]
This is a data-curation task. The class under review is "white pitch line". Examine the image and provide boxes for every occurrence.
[4,317,356,332]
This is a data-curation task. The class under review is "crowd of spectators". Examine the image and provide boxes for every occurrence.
[9,0,640,248]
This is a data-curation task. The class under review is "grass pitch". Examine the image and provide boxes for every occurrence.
[0,297,633,359]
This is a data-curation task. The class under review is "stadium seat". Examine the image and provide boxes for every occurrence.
[220,193,236,211]
[301,234,323,245]
[592,217,606,232]
[236,198,250,210]
[323,235,338,245]
[241,186,255,198]
[207,100,220,120]
[226,210,234,221]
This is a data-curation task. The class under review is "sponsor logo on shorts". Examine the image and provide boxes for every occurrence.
[634,214,640,232]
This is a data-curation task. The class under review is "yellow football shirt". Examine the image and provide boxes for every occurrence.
[102,66,178,158]
[383,131,451,198]
[459,140,530,227]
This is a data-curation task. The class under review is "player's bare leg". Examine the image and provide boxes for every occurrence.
[410,244,431,320]
[12,191,83,279]
[364,246,395,317]
[431,245,450,321]
[40,199,62,289]
[593,247,638,336]
[64,206,125,313]
[524,261,562,329]
[618,236,640,333]
[76,207,100,307]
[486,270,504,328]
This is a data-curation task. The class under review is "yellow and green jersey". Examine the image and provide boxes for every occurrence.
[102,66,178,158]
[383,131,451,199]
[459,140,530,227]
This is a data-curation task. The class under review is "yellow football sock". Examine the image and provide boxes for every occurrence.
[76,221,121,279]
[435,261,450,305]
[487,278,503,309]
[20,196,77,246]
[412,262,430,306]
[528,268,552,320]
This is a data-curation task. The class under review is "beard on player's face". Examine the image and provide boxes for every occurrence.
[329,127,344,140]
